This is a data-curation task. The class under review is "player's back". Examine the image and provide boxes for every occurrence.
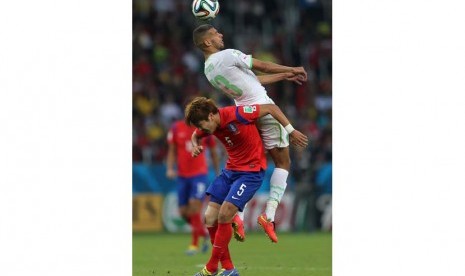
[205,49,274,106]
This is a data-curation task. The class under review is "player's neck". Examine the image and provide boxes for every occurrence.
[204,48,220,61]
[213,113,221,126]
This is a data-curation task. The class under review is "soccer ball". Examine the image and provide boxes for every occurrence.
[192,0,220,21]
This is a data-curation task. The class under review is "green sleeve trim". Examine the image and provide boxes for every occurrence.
[249,56,253,69]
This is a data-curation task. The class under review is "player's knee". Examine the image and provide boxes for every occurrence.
[204,213,217,227]
[274,157,291,171]
[204,211,217,226]
[270,148,291,170]
[204,204,219,227]
[217,212,231,224]
[218,202,238,223]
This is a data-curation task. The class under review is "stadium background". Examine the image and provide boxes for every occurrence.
[132,0,332,234]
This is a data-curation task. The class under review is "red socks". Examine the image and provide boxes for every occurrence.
[220,248,234,270]
[207,225,218,245]
[205,223,233,272]
[189,213,207,246]
[206,225,234,270]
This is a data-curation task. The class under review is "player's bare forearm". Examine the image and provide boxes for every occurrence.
[191,132,201,147]
[166,144,177,179]
[191,132,204,157]
[253,58,308,81]
[253,58,292,74]
[257,72,306,86]
[257,73,290,85]
[258,104,291,128]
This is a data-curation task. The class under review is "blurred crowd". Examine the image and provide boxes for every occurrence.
[132,0,332,218]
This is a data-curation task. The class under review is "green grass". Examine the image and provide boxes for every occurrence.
[133,232,331,276]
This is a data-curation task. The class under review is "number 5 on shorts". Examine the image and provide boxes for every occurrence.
[237,183,246,196]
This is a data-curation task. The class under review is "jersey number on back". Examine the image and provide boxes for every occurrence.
[213,75,243,98]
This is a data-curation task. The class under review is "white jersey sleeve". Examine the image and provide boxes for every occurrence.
[229,49,253,70]
[204,49,274,105]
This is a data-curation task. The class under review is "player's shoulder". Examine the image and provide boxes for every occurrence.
[217,48,242,57]
[218,106,237,123]
[221,106,237,114]
[207,49,232,63]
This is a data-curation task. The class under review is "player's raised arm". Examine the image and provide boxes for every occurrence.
[258,104,309,149]
[257,72,306,85]
[252,58,308,82]
[166,142,177,179]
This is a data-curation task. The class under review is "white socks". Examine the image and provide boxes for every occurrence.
[265,168,289,221]
[237,207,245,220]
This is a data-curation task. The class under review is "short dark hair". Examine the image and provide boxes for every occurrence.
[193,24,214,49]
[184,96,219,127]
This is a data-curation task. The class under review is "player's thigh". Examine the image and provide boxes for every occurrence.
[268,146,291,170]
[224,170,265,212]
[206,170,232,206]
[258,114,289,150]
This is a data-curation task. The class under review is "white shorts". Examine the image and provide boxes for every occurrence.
[257,114,289,150]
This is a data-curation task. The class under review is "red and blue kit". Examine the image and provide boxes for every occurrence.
[168,121,216,177]
[195,105,267,172]
[195,105,267,211]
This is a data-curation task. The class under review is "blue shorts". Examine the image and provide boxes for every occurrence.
[177,174,208,207]
[206,169,265,212]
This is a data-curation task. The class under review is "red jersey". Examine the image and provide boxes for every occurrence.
[167,120,216,177]
[195,105,267,172]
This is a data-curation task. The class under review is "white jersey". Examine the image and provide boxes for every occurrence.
[205,49,289,149]
[204,49,274,105]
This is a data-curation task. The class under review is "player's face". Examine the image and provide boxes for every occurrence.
[197,114,217,134]
[207,28,224,50]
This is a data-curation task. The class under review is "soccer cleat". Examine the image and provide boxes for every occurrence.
[193,266,218,276]
[257,213,278,243]
[217,268,240,276]
[231,214,245,242]
[185,245,199,255]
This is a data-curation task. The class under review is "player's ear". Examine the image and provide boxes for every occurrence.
[204,38,212,47]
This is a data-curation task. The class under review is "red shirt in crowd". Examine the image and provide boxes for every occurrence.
[167,120,216,177]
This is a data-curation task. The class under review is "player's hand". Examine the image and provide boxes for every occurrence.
[191,145,204,157]
[289,130,309,149]
[291,66,308,81]
[285,73,306,85]
[166,168,176,179]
